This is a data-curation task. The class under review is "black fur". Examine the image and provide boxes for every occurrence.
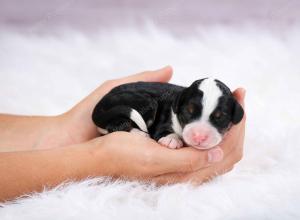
[92,79,244,141]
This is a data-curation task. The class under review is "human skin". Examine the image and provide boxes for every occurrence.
[0,66,246,202]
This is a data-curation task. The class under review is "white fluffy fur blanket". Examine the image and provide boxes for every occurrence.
[0,25,300,219]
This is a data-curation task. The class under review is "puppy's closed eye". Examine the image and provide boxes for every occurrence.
[187,103,195,114]
[213,111,227,120]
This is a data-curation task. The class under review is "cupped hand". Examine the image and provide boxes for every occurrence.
[60,66,173,146]
[153,88,246,184]
[87,88,246,184]
[58,66,245,184]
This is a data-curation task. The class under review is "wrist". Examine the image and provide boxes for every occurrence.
[34,114,72,149]
[0,114,71,152]
[60,108,99,146]
[62,138,109,180]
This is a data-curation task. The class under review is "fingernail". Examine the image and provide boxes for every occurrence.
[208,147,223,163]
[241,88,246,99]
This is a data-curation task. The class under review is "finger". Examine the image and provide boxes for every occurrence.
[149,144,223,175]
[118,65,173,84]
[152,170,208,186]
[85,66,173,109]
[152,125,245,185]
[101,132,223,177]
[104,66,173,90]
[232,87,246,108]
[218,123,245,160]
[184,147,241,185]
[152,171,186,185]
[152,148,237,186]
[217,88,246,156]
[152,162,228,186]
[219,124,243,157]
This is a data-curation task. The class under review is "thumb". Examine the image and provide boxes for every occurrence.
[84,66,173,114]
[110,66,173,87]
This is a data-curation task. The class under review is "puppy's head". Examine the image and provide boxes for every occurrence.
[172,78,244,150]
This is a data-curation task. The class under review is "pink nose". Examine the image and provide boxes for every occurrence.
[192,133,208,144]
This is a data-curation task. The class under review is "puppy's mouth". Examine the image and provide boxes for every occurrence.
[188,142,218,150]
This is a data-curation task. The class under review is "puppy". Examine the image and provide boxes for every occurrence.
[92,78,244,150]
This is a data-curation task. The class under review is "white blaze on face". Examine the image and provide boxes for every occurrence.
[182,78,223,149]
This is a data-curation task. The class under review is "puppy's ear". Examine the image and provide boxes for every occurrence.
[231,97,244,124]
[172,82,202,113]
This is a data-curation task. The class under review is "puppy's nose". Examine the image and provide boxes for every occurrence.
[192,133,208,144]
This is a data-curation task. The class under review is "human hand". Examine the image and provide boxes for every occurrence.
[0,99,244,202]
[59,66,173,147]
[85,88,245,184]
[153,88,246,184]
[54,66,245,184]
[0,66,169,152]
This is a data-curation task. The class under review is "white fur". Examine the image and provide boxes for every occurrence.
[158,133,183,149]
[181,78,223,148]
[1,26,300,219]
[97,127,108,135]
[198,78,222,121]
[129,109,148,133]
[182,121,222,149]
[171,109,183,136]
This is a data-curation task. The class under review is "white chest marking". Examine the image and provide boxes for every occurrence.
[171,110,183,136]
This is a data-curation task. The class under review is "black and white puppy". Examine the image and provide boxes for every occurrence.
[92,78,244,150]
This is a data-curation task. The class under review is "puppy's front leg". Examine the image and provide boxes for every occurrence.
[158,133,183,149]
[153,125,183,149]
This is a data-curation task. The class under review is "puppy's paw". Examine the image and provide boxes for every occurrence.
[158,133,183,149]
[130,128,150,137]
